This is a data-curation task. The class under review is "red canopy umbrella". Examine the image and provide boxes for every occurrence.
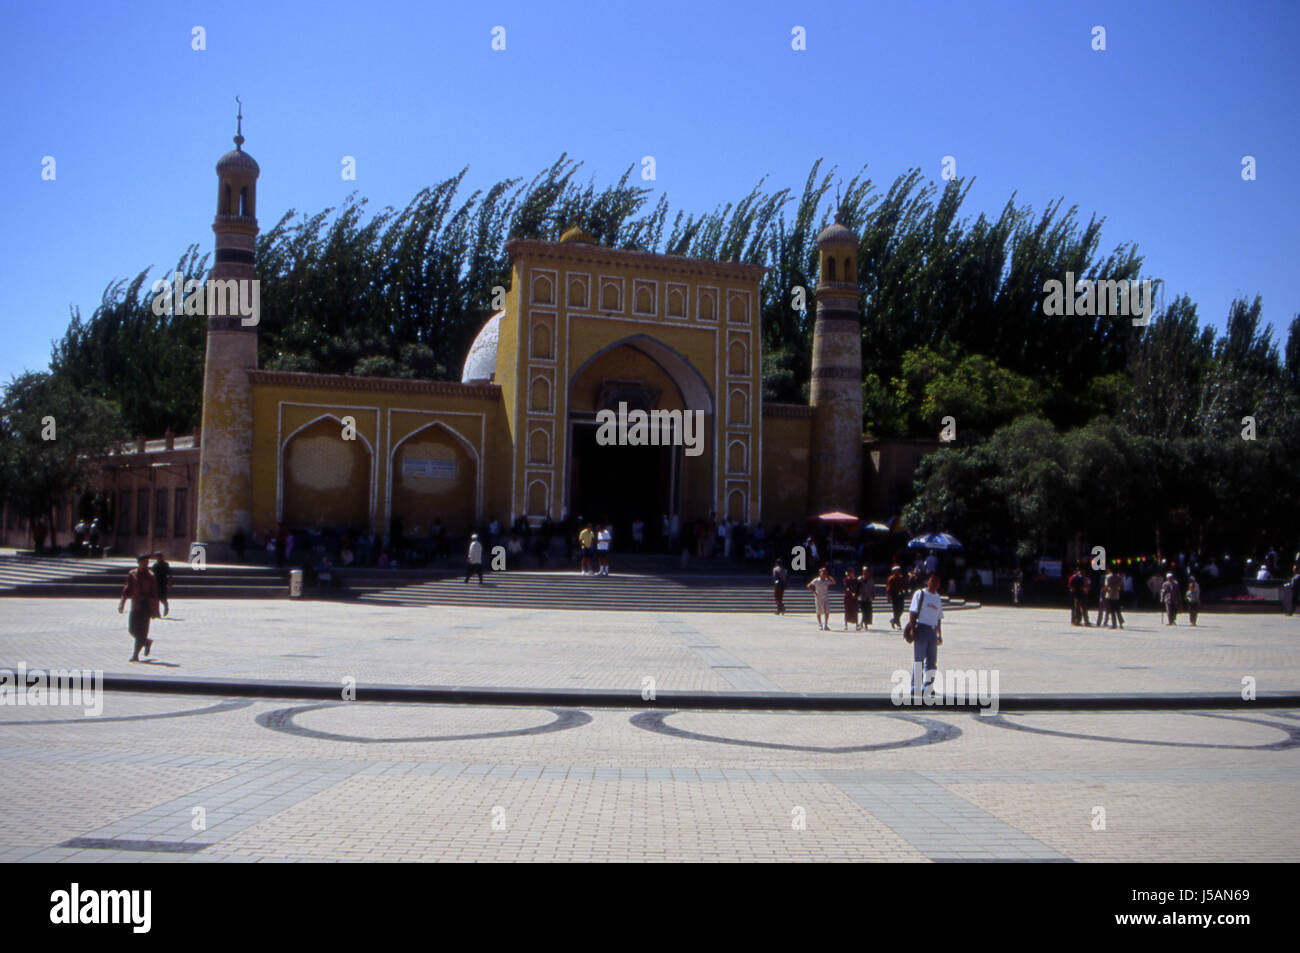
[805,511,860,562]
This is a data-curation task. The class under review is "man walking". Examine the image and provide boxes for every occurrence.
[464,533,484,584]
[1102,566,1125,629]
[886,565,907,629]
[1286,562,1300,617]
[1160,572,1180,625]
[907,573,945,697]
[859,565,874,632]
[772,558,788,615]
[152,552,172,617]
[596,524,613,576]
[1185,576,1201,626]
[1068,565,1088,626]
[578,524,595,576]
[118,554,160,662]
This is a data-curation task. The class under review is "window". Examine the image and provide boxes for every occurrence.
[174,488,188,538]
[136,489,150,536]
[155,488,169,538]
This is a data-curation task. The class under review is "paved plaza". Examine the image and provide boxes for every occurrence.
[0,593,1297,862]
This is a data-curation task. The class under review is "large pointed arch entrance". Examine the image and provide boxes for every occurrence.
[279,415,373,530]
[565,335,714,547]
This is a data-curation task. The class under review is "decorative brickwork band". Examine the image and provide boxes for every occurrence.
[762,402,815,418]
[811,366,861,380]
[814,316,862,333]
[207,315,257,332]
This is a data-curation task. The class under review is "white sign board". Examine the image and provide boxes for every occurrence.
[402,458,456,479]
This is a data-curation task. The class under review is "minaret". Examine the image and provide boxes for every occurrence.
[194,100,260,558]
[808,208,862,515]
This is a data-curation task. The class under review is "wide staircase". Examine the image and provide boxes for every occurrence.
[0,553,980,614]
[0,554,286,599]
[354,570,979,614]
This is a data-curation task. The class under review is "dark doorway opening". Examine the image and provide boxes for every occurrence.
[569,420,675,550]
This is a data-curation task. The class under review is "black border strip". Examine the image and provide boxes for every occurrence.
[76,674,1300,712]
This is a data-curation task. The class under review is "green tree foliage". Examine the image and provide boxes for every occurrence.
[905,412,1299,564]
[884,343,1046,439]
[857,179,1144,430]
[1126,295,1299,447]
[44,156,1146,434]
[0,373,126,545]
[50,247,208,434]
[1285,313,1300,394]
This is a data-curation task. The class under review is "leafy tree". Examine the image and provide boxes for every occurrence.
[50,247,208,435]
[0,373,126,546]
[889,344,1046,440]
[45,156,1155,437]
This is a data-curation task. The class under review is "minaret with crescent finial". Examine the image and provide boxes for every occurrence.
[194,98,261,558]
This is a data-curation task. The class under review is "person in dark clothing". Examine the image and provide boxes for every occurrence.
[842,567,860,631]
[151,552,172,617]
[859,565,874,631]
[1068,566,1088,626]
[886,565,908,629]
[119,554,160,661]
[772,559,788,614]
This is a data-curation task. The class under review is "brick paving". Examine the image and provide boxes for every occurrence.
[0,597,1297,862]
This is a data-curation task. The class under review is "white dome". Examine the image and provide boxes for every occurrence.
[461,311,503,383]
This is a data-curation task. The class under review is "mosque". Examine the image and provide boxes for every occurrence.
[0,121,937,560]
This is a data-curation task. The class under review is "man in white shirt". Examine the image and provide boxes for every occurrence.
[907,573,945,696]
[464,534,483,584]
[596,525,613,576]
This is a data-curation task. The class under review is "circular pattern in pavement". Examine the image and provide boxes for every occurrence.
[256,702,592,744]
[629,709,961,753]
[0,697,252,727]
[978,710,1300,750]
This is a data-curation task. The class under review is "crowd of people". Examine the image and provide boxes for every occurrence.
[1058,549,1300,625]
[772,556,947,695]
[212,510,1300,622]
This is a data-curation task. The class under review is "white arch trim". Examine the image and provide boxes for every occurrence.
[726,437,749,475]
[525,478,551,517]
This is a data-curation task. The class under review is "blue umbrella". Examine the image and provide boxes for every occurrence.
[907,532,963,551]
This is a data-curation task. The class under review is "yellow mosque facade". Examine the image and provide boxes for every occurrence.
[217,230,817,549]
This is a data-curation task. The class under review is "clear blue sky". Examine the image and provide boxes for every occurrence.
[4,0,1297,385]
